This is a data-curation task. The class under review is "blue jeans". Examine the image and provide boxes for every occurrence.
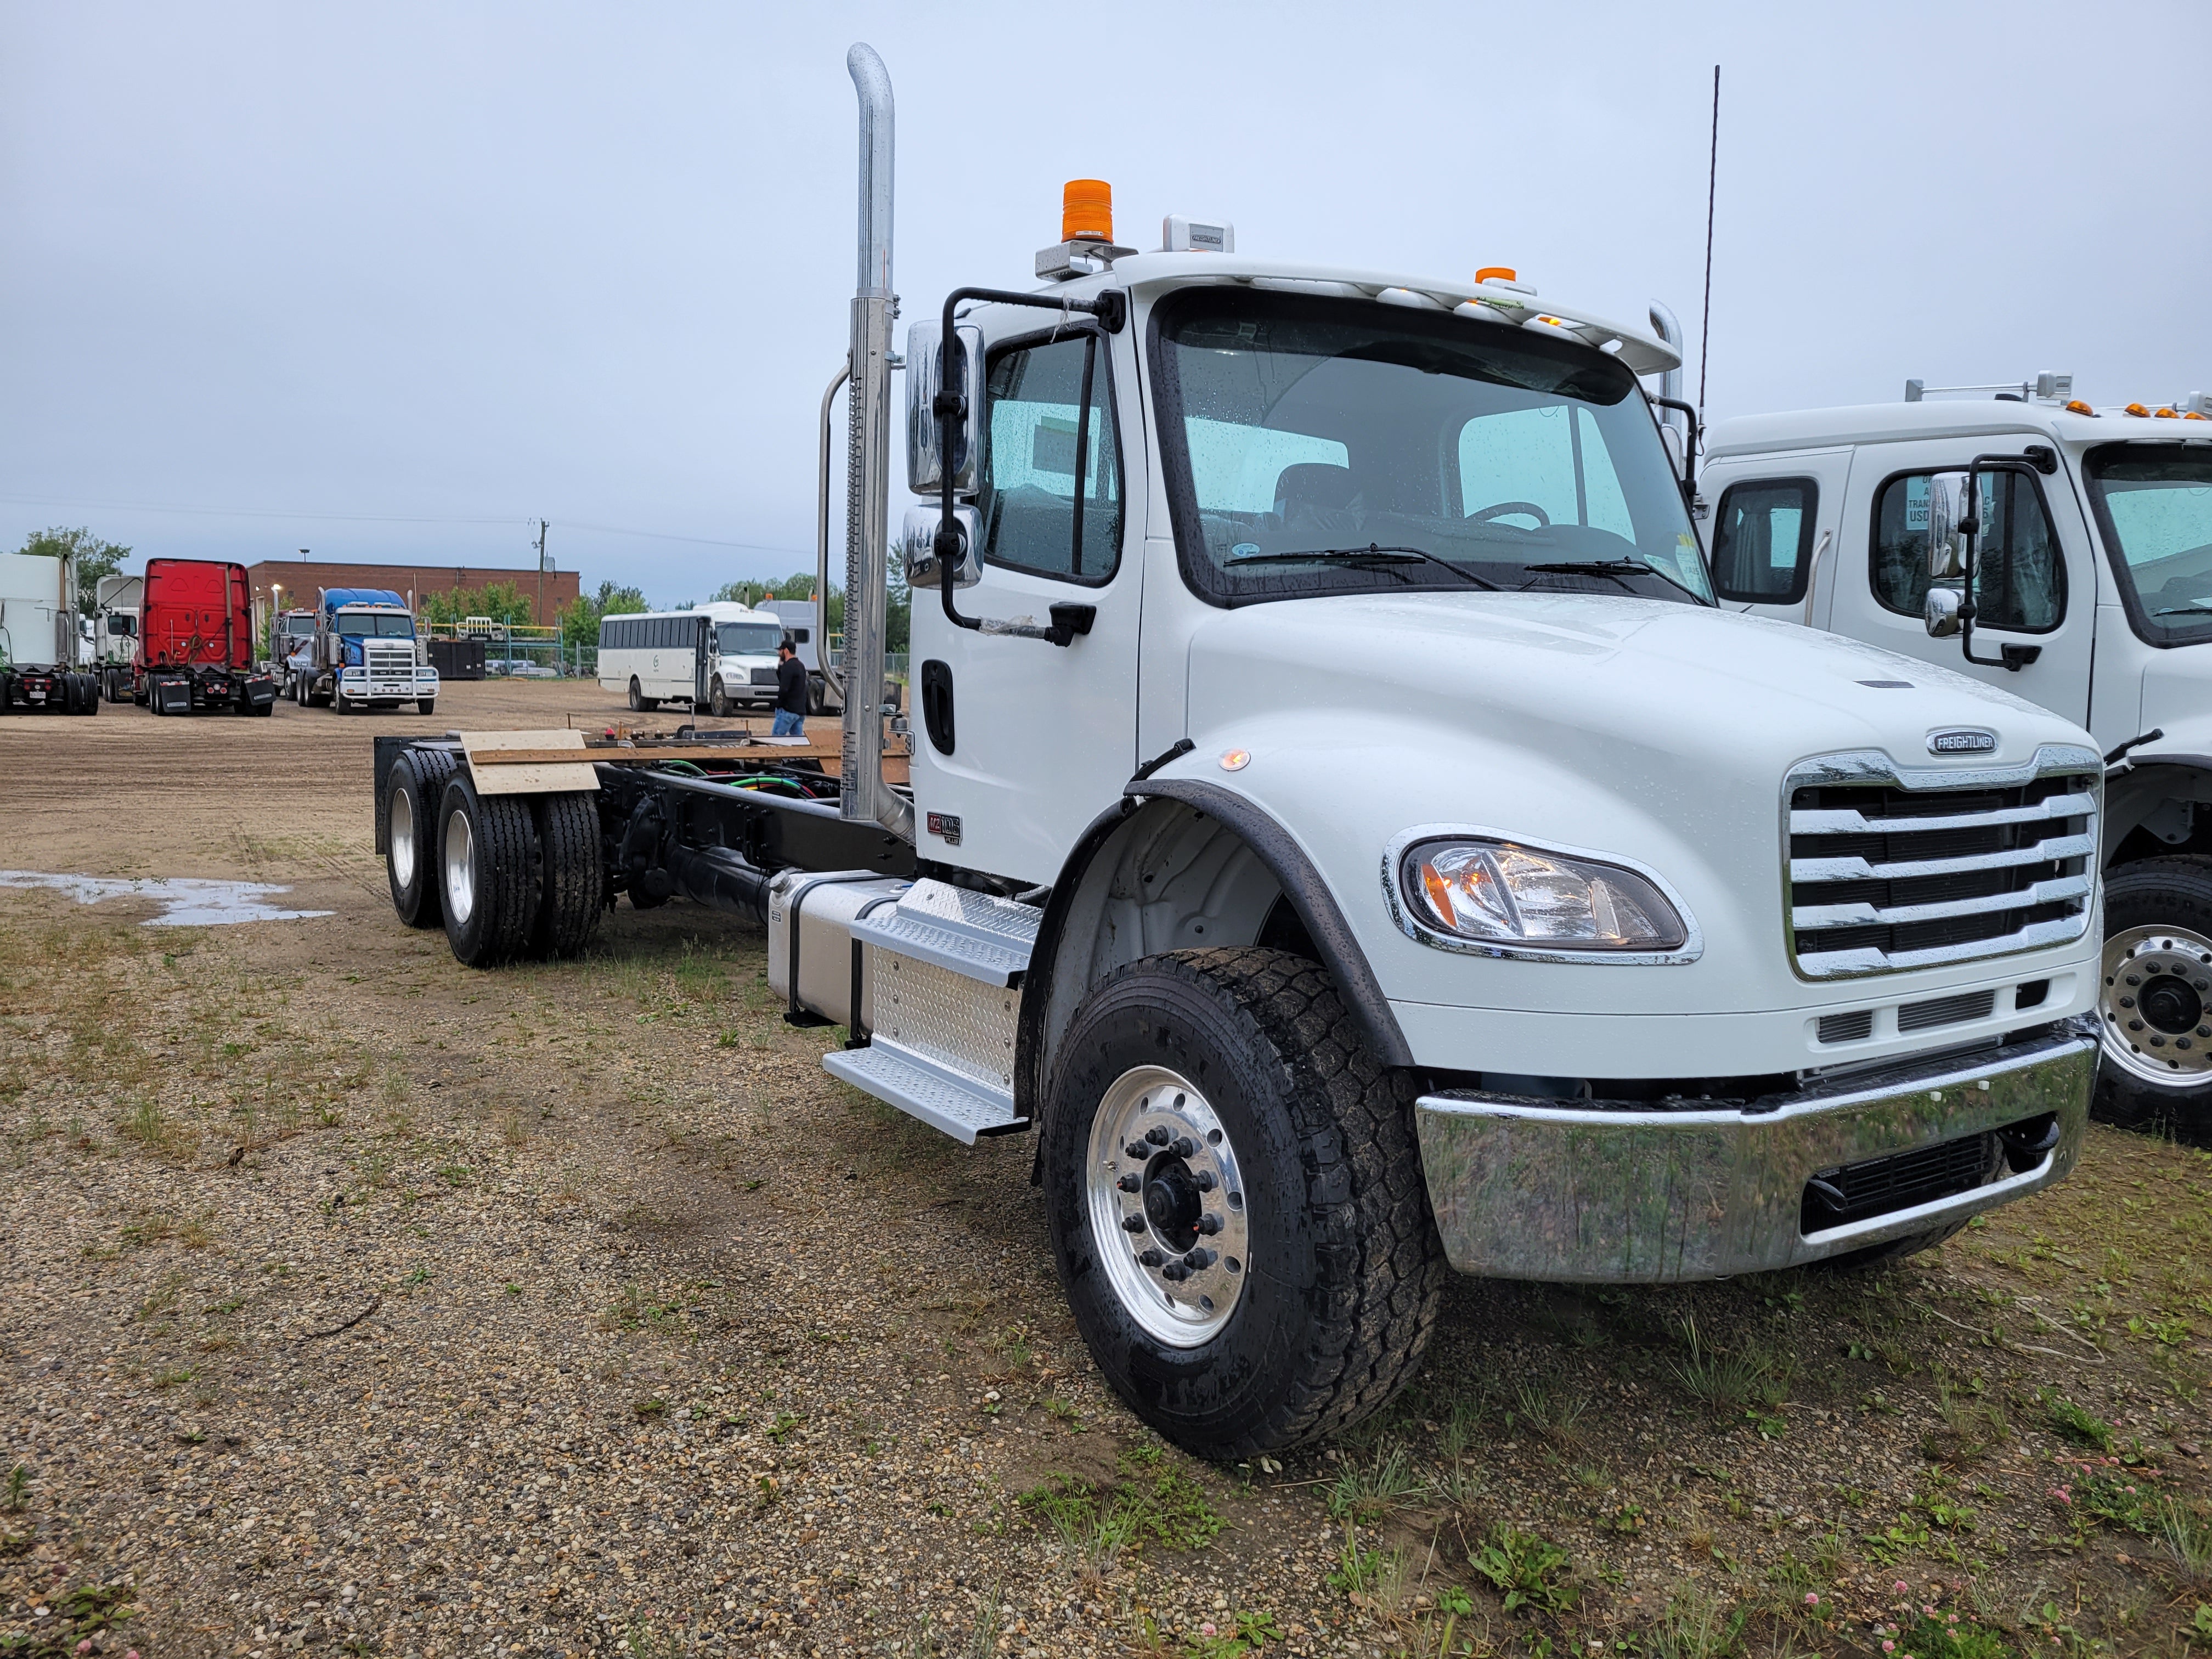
[771,708,805,737]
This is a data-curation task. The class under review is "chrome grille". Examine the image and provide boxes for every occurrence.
[1786,748,2098,979]
[366,641,415,676]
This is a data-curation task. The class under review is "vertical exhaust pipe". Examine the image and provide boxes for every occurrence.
[1647,301,1685,430]
[840,43,912,842]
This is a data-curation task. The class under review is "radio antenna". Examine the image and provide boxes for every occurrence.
[1697,64,1720,424]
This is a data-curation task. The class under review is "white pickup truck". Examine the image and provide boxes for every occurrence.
[376,46,2106,1458]
[1702,379,2212,1141]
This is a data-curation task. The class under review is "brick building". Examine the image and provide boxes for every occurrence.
[245,560,580,621]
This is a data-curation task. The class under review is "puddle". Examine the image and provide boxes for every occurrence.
[0,871,335,927]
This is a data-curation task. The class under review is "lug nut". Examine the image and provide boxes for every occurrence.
[1160,1262,1188,1283]
[1124,1142,1148,1160]
[1117,1174,1142,1193]
[2130,1020,2143,1031]
[1122,1214,1147,1233]
[1170,1137,1197,1159]
[1192,1170,1216,1192]
[1145,1126,1172,1146]
[1183,1248,1216,1271]
[2119,996,2136,1009]
[1197,1215,1223,1235]
[1137,1249,1164,1268]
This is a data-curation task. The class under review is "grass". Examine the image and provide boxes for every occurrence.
[1325,1444,1428,1526]
[2038,1390,2114,1452]
[1017,1446,1222,1573]
[1466,1523,1578,1615]
[3,1464,27,1513]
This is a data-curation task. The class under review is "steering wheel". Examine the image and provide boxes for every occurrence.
[1468,500,1551,527]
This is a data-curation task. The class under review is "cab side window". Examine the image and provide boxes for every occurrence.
[979,332,1122,584]
[1872,470,2064,631]
[1711,477,1817,603]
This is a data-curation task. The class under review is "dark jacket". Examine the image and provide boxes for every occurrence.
[775,654,808,715]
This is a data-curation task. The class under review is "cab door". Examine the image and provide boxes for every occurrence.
[1703,448,1855,629]
[905,314,1143,887]
[1827,441,2092,725]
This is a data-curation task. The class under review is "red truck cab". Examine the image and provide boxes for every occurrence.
[134,558,276,716]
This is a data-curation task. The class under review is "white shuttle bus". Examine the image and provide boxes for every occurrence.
[597,602,787,715]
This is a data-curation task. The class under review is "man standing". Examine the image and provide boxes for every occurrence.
[771,640,808,738]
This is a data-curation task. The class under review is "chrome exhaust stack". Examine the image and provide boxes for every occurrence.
[840,43,912,842]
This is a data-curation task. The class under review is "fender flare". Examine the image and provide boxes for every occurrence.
[1015,778,1414,1129]
[2107,755,2212,856]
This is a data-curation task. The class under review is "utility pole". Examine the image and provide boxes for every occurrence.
[534,519,549,628]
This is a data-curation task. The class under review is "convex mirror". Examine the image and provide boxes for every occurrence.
[901,503,981,589]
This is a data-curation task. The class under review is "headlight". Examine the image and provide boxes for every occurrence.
[1400,838,1687,951]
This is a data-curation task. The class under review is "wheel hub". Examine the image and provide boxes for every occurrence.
[1086,1066,1250,1347]
[390,789,416,888]
[2100,926,2212,1084]
[443,806,475,926]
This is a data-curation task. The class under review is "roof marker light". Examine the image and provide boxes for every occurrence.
[2155,407,2179,419]
[2064,399,2097,416]
[1476,266,1516,284]
[2125,402,2152,417]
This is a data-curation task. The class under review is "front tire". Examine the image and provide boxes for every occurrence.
[2094,857,2212,1144]
[708,679,729,718]
[436,774,538,967]
[417,698,436,716]
[386,749,459,928]
[1042,947,1445,1460]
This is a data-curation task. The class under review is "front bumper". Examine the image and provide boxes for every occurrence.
[1414,1017,2095,1283]
[342,668,440,699]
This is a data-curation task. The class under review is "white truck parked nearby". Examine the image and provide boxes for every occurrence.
[0,550,99,715]
[1701,379,2212,1141]
[374,46,2106,1458]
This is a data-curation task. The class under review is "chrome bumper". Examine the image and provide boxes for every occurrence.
[1413,1018,2095,1283]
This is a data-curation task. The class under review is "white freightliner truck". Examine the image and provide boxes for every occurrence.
[374,46,2106,1458]
[1699,377,2212,1142]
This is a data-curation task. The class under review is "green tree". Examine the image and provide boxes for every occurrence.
[17,526,130,592]
[560,579,649,648]
[419,583,535,629]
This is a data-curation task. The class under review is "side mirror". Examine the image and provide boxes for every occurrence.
[1925,473,1967,578]
[1657,422,1687,483]
[901,503,981,589]
[1924,585,1962,638]
[905,320,984,495]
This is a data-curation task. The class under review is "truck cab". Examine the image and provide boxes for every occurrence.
[297,588,438,714]
[376,45,2107,1460]
[1701,383,2212,1139]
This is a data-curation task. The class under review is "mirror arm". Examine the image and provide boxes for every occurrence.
[1649,394,1701,496]
[934,284,1125,645]
[1954,454,2048,672]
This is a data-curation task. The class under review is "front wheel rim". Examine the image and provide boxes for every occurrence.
[1085,1065,1251,1347]
[2100,924,2212,1086]
[443,806,476,925]
[391,788,417,889]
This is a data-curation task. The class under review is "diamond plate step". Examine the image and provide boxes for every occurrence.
[823,1042,1023,1145]
[847,878,1041,987]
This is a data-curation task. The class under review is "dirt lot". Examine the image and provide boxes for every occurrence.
[3,681,2211,1659]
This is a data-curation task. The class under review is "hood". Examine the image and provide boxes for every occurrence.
[1187,591,2072,778]
[1172,592,2099,1020]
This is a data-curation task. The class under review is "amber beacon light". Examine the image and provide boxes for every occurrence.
[1063,179,1114,244]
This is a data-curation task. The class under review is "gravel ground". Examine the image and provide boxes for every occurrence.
[4,701,2212,1659]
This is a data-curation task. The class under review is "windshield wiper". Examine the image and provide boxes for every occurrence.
[1226,544,1500,590]
[1519,558,1709,605]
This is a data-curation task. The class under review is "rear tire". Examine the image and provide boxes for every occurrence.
[628,676,645,712]
[436,773,538,967]
[1042,947,1445,1460]
[527,792,603,958]
[79,675,99,716]
[2094,857,2212,1146]
[386,749,459,928]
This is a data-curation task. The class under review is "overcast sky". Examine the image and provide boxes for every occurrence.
[4,2,2207,607]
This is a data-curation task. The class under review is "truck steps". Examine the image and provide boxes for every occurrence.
[812,878,1039,1144]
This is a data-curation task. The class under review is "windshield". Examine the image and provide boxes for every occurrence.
[717,621,783,657]
[2085,444,2212,646]
[337,612,416,636]
[1152,289,1708,607]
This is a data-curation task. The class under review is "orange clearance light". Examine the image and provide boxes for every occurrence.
[2186,411,2209,420]
[2065,399,2096,415]
[1062,179,1114,244]
[2125,402,2152,417]
[2155,406,2179,418]
[1475,266,1517,284]
[1219,748,1251,772]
